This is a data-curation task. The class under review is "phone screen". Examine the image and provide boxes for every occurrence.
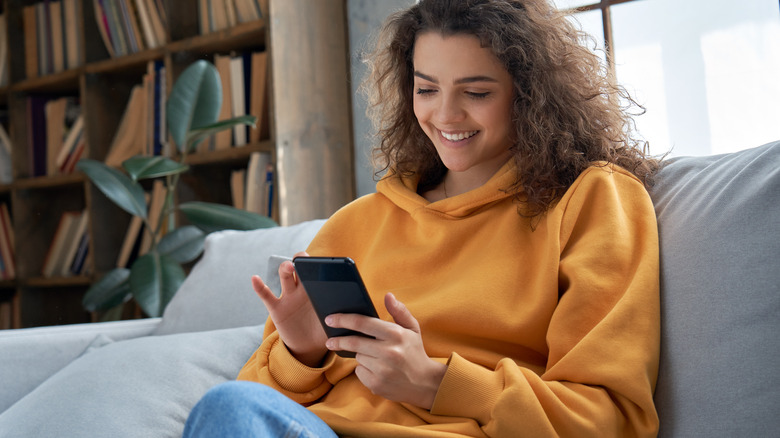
[293,257,379,357]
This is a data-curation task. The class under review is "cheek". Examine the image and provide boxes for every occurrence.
[412,99,432,131]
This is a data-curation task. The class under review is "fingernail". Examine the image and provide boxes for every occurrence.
[326,339,334,349]
[324,315,334,326]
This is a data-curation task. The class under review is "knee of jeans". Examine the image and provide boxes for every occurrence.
[196,381,271,412]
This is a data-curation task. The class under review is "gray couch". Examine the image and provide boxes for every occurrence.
[0,141,778,437]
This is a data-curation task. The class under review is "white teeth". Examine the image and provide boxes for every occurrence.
[441,130,478,141]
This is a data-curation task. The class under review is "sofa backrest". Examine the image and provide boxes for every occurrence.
[649,140,780,437]
[157,141,780,436]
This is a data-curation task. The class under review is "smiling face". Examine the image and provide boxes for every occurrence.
[412,32,515,189]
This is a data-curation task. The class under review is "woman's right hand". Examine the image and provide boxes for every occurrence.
[251,251,329,367]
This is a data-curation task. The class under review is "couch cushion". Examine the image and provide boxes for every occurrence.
[649,141,780,437]
[0,325,263,438]
[154,219,326,335]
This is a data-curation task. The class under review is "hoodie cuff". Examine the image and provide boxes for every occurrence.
[268,338,336,393]
[430,352,504,425]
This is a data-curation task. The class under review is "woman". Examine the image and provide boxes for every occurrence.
[184,0,661,436]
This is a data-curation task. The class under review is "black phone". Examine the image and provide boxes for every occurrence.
[292,256,379,358]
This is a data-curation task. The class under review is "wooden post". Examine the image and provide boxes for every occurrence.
[269,0,355,226]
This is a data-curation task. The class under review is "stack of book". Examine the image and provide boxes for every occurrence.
[25,96,83,177]
[41,209,90,278]
[202,50,269,151]
[105,60,167,166]
[0,203,15,280]
[198,0,264,35]
[93,0,168,58]
[21,0,83,78]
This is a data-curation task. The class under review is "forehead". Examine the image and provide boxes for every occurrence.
[412,32,508,80]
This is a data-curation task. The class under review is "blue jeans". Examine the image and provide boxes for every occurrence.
[183,381,338,438]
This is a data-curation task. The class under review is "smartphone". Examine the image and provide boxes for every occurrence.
[292,256,379,358]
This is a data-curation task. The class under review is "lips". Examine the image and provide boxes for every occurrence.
[440,130,479,141]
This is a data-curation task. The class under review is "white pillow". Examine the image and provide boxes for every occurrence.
[154,219,326,335]
[0,325,263,438]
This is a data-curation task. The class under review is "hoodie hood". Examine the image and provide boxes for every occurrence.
[376,160,519,219]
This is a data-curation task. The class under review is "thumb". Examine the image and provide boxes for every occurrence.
[278,260,299,294]
[385,293,420,333]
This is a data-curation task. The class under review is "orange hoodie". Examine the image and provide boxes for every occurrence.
[238,160,660,437]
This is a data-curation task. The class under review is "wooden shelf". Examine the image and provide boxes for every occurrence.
[13,173,85,190]
[23,275,92,288]
[184,141,273,166]
[0,0,354,329]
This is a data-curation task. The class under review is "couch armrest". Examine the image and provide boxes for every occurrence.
[0,318,161,413]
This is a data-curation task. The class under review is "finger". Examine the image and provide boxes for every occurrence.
[326,313,394,339]
[385,293,420,333]
[326,334,380,358]
[278,260,299,292]
[251,275,278,307]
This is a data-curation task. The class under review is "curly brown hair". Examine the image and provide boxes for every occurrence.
[363,0,660,217]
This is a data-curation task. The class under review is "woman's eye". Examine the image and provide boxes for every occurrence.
[467,91,490,99]
[416,88,436,95]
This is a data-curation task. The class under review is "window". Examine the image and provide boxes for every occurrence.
[557,0,780,157]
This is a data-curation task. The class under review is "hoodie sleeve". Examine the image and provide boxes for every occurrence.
[430,166,661,437]
[237,318,358,405]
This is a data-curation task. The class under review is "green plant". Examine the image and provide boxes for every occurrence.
[77,60,276,318]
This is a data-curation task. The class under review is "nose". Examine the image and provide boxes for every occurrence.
[434,93,466,124]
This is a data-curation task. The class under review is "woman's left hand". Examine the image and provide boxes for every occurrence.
[324,293,448,410]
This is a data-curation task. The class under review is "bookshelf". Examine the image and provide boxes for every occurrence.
[0,0,355,329]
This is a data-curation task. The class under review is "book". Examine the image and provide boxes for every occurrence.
[103,0,130,57]
[0,124,12,184]
[249,51,269,142]
[59,209,89,277]
[198,0,209,34]
[60,134,86,174]
[229,55,247,146]
[41,210,82,277]
[23,5,39,78]
[230,169,246,209]
[210,0,229,31]
[49,0,65,73]
[143,0,167,45]
[69,231,90,275]
[133,0,158,49]
[63,0,81,69]
[55,113,84,172]
[116,214,143,268]
[224,0,237,27]
[105,85,146,167]
[119,0,145,53]
[92,0,116,58]
[36,3,50,76]
[0,13,9,86]
[245,152,270,215]
[213,54,233,149]
[45,97,81,175]
[0,203,15,280]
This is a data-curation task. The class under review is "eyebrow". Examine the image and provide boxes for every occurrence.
[413,71,499,85]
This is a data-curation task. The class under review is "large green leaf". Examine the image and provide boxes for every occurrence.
[129,252,186,317]
[179,201,277,233]
[82,268,132,312]
[167,60,222,152]
[185,115,257,152]
[77,159,147,219]
[157,225,206,263]
[122,156,189,182]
